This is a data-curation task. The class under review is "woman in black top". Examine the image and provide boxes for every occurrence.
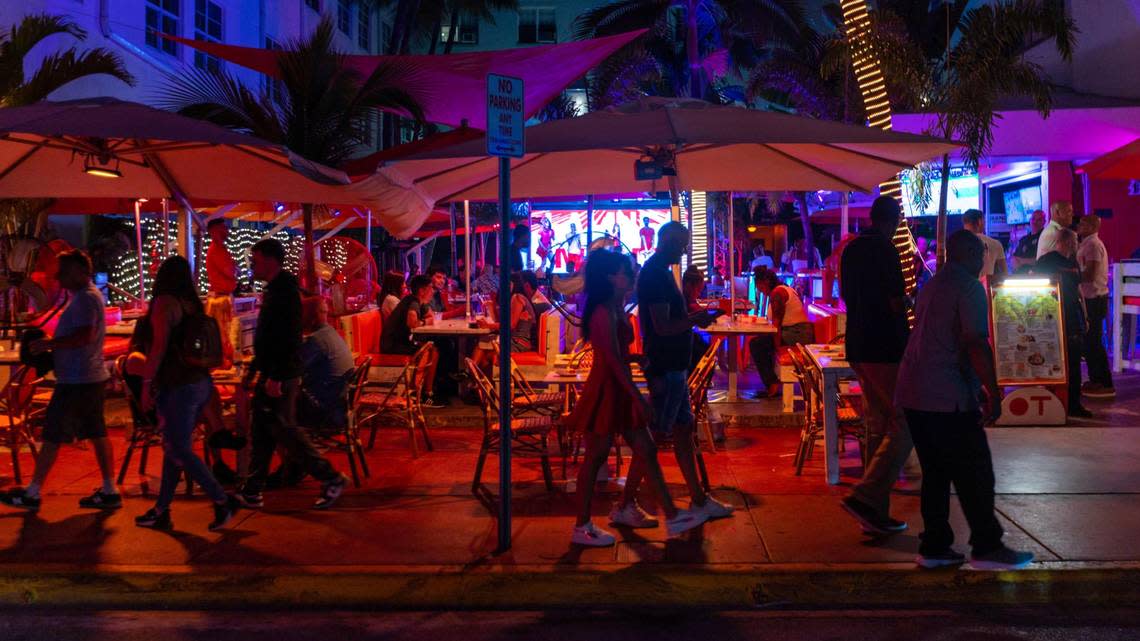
[134,256,239,531]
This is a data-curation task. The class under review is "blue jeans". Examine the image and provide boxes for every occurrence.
[156,377,226,509]
[646,370,693,435]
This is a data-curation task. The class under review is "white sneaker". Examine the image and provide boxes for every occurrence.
[571,521,616,547]
[666,508,709,537]
[609,502,659,528]
[692,496,735,520]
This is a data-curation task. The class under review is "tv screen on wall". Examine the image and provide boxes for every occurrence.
[530,209,671,274]
[900,167,980,217]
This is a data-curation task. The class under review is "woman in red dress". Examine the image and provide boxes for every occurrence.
[563,249,699,546]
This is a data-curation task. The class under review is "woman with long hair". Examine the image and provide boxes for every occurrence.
[378,270,406,322]
[134,256,240,531]
[749,267,814,397]
[563,249,702,546]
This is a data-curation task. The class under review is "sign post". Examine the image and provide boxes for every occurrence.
[487,73,524,553]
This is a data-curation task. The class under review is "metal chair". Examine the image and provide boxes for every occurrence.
[466,357,555,493]
[792,346,867,475]
[0,365,43,484]
[309,358,372,488]
[362,343,434,455]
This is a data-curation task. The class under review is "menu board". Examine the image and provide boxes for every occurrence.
[990,282,1067,385]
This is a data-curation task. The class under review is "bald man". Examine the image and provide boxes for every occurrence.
[1037,201,1074,260]
[1077,214,1114,397]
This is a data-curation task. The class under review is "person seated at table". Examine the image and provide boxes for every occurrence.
[682,265,711,371]
[471,271,541,371]
[378,270,406,323]
[427,265,465,320]
[380,274,441,406]
[298,297,355,429]
[749,267,815,398]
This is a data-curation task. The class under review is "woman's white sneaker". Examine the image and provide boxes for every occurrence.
[609,502,660,528]
[666,508,709,537]
[692,496,735,520]
[571,521,616,547]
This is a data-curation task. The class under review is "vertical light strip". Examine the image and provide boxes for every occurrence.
[841,0,919,321]
[691,190,708,276]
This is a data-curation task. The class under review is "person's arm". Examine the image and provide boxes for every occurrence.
[45,325,97,350]
[141,297,179,409]
[993,240,1008,278]
[592,309,644,403]
[510,294,525,332]
[407,306,424,328]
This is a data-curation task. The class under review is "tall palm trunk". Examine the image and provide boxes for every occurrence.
[935,152,950,269]
[685,0,701,98]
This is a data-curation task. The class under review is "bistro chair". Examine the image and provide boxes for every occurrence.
[465,357,555,493]
[793,346,867,476]
[308,358,371,488]
[0,365,44,484]
[361,342,434,455]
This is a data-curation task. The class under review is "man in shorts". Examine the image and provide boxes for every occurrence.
[1,250,119,512]
[612,222,734,529]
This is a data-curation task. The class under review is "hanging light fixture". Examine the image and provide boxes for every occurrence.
[83,151,122,179]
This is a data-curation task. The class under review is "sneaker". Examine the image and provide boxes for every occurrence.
[840,496,907,535]
[422,394,446,409]
[1068,406,1094,419]
[208,494,242,531]
[78,489,123,510]
[235,489,264,509]
[571,521,616,547]
[665,508,709,537]
[970,546,1035,570]
[693,496,735,520]
[915,549,967,569]
[0,488,41,512]
[609,502,659,528]
[135,507,173,530]
[1084,385,1116,399]
[314,473,348,510]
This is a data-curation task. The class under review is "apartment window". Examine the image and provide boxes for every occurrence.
[518,7,555,44]
[358,4,371,50]
[381,22,392,52]
[440,12,478,45]
[144,0,180,56]
[338,0,352,35]
[193,0,223,72]
[305,0,319,11]
[263,37,285,105]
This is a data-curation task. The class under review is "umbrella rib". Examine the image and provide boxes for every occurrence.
[231,145,300,172]
[759,144,866,192]
[411,157,492,185]
[0,139,47,181]
[819,143,920,169]
[436,153,547,203]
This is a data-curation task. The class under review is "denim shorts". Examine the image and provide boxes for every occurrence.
[646,370,693,435]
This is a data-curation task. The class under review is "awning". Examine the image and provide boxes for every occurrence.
[163,30,646,130]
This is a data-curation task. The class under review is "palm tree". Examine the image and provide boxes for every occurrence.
[159,17,423,287]
[0,13,135,235]
[576,0,805,104]
[835,0,1076,264]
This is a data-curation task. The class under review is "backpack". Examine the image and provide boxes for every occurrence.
[176,310,224,370]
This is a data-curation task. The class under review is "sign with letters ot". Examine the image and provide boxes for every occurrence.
[486,74,524,158]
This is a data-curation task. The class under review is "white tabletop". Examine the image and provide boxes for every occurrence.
[411,318,492,336]
[803,344,853,372]
[704,318,777,335]
[106,321,137,337]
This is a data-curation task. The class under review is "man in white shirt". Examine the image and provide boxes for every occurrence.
[1036,201,1074,259]
[962,210,1007,280]
[1077,214,1114,397]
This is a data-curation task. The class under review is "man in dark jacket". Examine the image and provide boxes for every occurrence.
[240,239,347,509]
[1030,228,1091,418]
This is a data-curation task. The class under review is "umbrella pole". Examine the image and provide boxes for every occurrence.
[366,209,373,289]
[162,198,170,257]
[840,192,849,237]
[464,200,472,320]
[133,199,146,304]
[449,202,458,278]
[729,191,735,321]
[303,204,317,291]
[496,157,512,554]
[586,194,593,249]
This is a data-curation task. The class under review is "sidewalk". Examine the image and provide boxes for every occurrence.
[1,374,1139,609]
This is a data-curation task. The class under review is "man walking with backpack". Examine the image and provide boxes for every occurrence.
[238,239,347,510]
[1,251,119,512]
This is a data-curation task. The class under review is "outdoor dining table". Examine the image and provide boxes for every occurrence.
[411,318,492,337]
[704,317,777,401]
[105,320,137,337]
[803,343,855,486]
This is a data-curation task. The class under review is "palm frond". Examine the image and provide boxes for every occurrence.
[0,13,87,99]
[573,0,673,40]
[157,66,285,143]
[6,48,134,107]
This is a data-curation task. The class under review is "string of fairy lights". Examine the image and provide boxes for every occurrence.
[841,0,920,322]
[108,217,303,303]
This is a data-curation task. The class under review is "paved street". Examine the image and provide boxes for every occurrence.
[2,608,1140,641]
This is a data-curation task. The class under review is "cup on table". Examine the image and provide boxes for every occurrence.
[432,311,443,324]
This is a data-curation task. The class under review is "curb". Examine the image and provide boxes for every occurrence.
[2,563,1139,610]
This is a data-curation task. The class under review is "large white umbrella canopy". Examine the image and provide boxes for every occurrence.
[376,97,961,204]
[0,98,403,218]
